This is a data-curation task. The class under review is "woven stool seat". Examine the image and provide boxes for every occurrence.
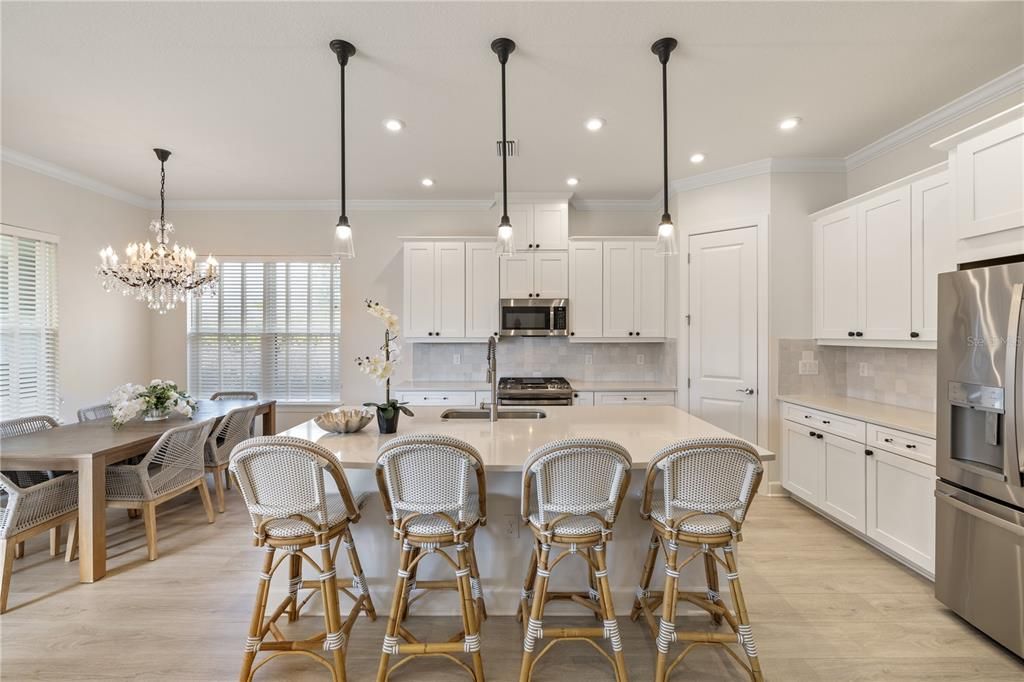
[649,509,733,536]
[527,512,604,537]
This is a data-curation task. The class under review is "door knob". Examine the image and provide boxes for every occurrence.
[735,388,755,395]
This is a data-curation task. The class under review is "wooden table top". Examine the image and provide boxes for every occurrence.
[0,399,273,468]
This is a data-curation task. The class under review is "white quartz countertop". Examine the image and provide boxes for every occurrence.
[281,405,773,471]
[570,381,677,392]
[778,394,936,438]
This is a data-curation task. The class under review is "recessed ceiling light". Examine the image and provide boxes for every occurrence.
[779,117,801,131]
[421,178,434,187]
[689,153,705,164]
[566,177,579,186]
[383,118,405,132]
[585,117,605,132]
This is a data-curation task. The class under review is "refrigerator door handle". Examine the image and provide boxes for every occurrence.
[935,489,1024,538]
[1006,283,1023,474]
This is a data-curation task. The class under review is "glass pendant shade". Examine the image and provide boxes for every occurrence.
[333,216,355,259]
[496,216,515,256]
[655,213,679,255]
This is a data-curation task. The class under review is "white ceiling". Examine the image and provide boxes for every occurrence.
[2,1,1022,202]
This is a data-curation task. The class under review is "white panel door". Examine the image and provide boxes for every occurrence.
[783,421,822,505]
[866,449,936,574]
[956,117,1024,239]
[499,254,533,299]
[602,242,635,338]
[506,203,534,251]
[532,203,569,250]
[569,241,603,337]
[403,242,435,338]
[465,241,499,339]
[820,433,867,532]
[814,209,859,339]
[434,242,466,339]
[535,252,569,298]
[859,186,912,340]
[911,172,954,342]
[634,241,666,338]
[688,228,757,442]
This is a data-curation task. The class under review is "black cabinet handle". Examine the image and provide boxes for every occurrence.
[822,420,831,424]
[536,293,540,298]
[865,449,874,456]
[527,293,533,298]
[848,331,855,337]
[573,393,579,398]
[494,332,498,336]
[628,331,634,336]
[906,444,917,449]
[570,331,575,336]
[442,397,448,400]
[855,331,863,337]
[635,331,640,337]
[804,415,812,419]
[817,433,824,440]
[427,331,433,336]
[623,397,628,401]
[527,243,533,249]
[910,331,920,339]
[809,431,817,437]
[884,438,893,443]
[535,243,540,249]
[435,332,440,337]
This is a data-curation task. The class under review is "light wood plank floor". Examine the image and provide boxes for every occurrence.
[1,492,1021,681]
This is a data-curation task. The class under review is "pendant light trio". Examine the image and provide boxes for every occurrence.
[327,34,681,260]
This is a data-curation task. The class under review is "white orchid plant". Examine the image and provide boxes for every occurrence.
[354,300,413,420]
[108,379,197,429]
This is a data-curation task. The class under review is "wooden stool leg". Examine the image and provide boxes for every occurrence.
[400,546,420,622]
[197,479,216,523]
[654,539,680,682]
[586,547,602,622]
[143,503,159,561]
[341,528,376,620]
[212,468,226,514]
[723,544,763,682]
[516,549,538,623]
[49,525,62,557]
[631,529,660,621]
[127,509,140,520]
[239,547,275,682]
[467,539,487,621]
[377,541,413,682]
[65,521,79,562]
[14,542,24,560]
[319,537,347,682]
[456,542,485,681]
[518,540,551,682]
[704,550,723,626]
[288,552,302,622]
[224,468,232,490]
[593,543,629,682]
[0,538,15,613]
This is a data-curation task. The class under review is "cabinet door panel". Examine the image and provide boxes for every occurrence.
[465,241,499,338]
[506,204,533,251]
[821,434,867,532]
[867,449,936,574]
[535,252,569,298]
[956,118,1024,239]
[635,241,665,337]
[783,421,822,505]
[911,173,954,342]
[403,242,435,338]
[602,242,635,337]
[533,203,569,250]
[499,254,533,299]
[814,210,859,339]
[860,186,912,340]
[434,243,466,338]
[569,241,603,337]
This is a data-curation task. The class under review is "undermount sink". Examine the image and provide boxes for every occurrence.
[440,408,547,420]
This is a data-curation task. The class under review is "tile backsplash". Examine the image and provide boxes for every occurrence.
[777,339,936,412]
[412,337,677,383]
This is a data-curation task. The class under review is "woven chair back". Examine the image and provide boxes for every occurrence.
[211,391,258,401]
[522,438,631,525]
[0,416,59,488]
[206,404,260,466]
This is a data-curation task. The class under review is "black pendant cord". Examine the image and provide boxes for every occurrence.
[340,61,347,221]
[500,57,508,221]
[661,59,669,218]
[159,159,166,225]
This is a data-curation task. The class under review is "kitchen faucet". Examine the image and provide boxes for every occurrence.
[486,335,498,422]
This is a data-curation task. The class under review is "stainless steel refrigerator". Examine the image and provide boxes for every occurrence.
[936,261,1024,658]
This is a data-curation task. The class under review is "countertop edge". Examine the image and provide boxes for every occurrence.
[777,394,936,439]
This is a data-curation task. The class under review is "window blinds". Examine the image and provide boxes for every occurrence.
[187,259,341,402]
[0,230,60,420]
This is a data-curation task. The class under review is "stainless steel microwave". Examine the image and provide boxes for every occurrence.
[499,298,568,337]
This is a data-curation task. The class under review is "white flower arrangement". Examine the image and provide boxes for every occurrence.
[354,299,413,423]
[107,379,197,428]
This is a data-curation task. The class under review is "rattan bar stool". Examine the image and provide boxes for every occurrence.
[230,436,377,682]
[205,404,259,513]
[516,438,632,682]
[631,437,765,682]
[375,434,487,682]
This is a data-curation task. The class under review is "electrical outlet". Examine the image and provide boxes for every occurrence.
[584,354,593,366]
[503,513,519,538]
[452,353,461,366]
[798,360,819,375]
[859,362,872,377]
[636,354,645,365]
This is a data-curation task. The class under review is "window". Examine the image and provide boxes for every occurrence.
[187,258,341,402]
[0,227,60,420]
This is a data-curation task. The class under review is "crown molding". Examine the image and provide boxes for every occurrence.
[1,146,151,208]
[572,198,658,212]
[845,64,1024,171]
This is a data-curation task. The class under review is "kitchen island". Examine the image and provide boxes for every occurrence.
[279,405,773,615]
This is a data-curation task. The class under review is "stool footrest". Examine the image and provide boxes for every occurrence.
[535,626,606,639]
[395,641,467,655]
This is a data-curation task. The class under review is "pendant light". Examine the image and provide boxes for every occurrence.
[652,37,679,256]
[491,37,516,256]
[330,39,357,259]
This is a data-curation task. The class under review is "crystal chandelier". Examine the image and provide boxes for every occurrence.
[97,148,218,314]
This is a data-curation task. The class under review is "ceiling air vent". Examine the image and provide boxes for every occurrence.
[496,140,518,157]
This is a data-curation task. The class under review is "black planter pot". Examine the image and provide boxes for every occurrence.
[377,408,400,434]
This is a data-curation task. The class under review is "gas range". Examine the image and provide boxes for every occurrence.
[497,377,574,406]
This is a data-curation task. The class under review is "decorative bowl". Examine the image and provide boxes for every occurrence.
[314,407,374,434]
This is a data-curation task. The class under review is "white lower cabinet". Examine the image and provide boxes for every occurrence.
[594,391,675,405]
[781,401,936,576]
[572,391,594,406]
[394,391,477,406]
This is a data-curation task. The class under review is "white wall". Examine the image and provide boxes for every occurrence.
[0,162,152,423]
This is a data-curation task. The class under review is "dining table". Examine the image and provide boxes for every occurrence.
[0,399,276,582]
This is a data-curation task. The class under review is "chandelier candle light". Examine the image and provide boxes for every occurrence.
[97,148,218,313]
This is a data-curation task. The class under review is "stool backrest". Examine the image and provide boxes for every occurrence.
[211,391,258,401]
[139,420,215,497]
[230,436,359,535]
[521,438,632,526]
[77,403,113,422]
[206,404,260,466]
[376,434,486,528]
[641,437,763,529]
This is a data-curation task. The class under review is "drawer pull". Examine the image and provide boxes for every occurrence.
[905,443,916,449]
[809,431,817,437]
[865,449,874,456]
[817,433,824,440]
[884,438,893,443]
[822,420,831,424]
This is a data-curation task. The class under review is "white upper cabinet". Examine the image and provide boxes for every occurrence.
[499,253,534,299]
[568,241,603,338]
[499,252,567,299]
[859,186,911,340]
[507,204,534,254]
[602,241,636,337]
[635,242,665,338]
[465,241,499,339]
[434,243,467,338]
[506,202,568,251]
[598,240,665,339]
[402,240,480,341]
[911,172,955,342]
[814,208,860,340]
[403,242,437,338]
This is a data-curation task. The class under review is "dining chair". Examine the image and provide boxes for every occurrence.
[230,436,376,682]
[517,438,632,682]
[104,419,216,560]
[77,403,113,423]
[204,403,259,512]
[631,437,765,682]
[375,434,487,682]
[0,416,76,562]
[210,391,258,401]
